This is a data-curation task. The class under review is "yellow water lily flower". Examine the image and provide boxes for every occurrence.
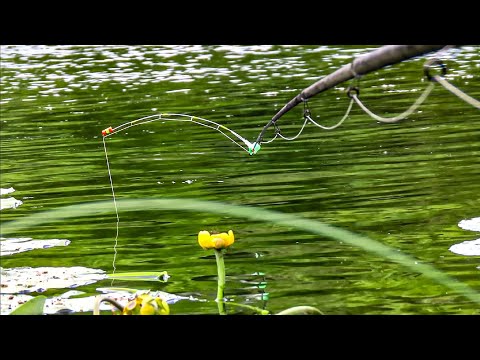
[198,230,235,250]
[122,293,170,315]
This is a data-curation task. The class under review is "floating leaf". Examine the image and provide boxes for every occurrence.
[107,271,170,282]
[0,266,107,294]
[58,290,86,298]
[0,237,71,256]
[44,293,115,314]
[96,287,138,294]
[97,287,200,305]
[43,288,202,314]
[1,294,34,315]
[10,296,47,315]
[1,284,200,315]
[449,239,480,256]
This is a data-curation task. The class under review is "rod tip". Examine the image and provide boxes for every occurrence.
[102,126,114,137]
[248,142,261,155]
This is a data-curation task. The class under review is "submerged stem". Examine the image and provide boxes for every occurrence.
[93,296,125,315]
[227,301,270,315]
[214,249,226,315]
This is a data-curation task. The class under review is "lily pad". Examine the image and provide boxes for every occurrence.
[0,237,71,256]
[1,294,35,315]
[57,290,86,298]
[0,266,107,294]
[1,288,204,315]
[43,292,116,314]
[458,217,480,232]
[44,288,202,314]
[449,239,480,256]
[0,197,23,210]
[98,287,202,305]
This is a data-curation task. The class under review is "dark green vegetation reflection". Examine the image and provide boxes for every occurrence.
[1,45,479,314]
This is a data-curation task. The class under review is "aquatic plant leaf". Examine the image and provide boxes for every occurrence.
[1,294,34,315]
[2,288,201,315]
[96,287,138,294]
[449,239,480,256]
[57,290,86,299]
[2,198,480,305]
[10,296,47,315]
[0,266,107,294]
[0,197,23,210]
[44,293,124,314]
[47,289,202,314]
[0,237,71,256]
[97,287,203,305]
[107,271,170,282]
[458,217,480,232]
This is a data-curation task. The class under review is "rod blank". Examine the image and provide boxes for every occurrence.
[255,45,448,144]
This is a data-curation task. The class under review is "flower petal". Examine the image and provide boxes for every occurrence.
[198,231,212,249]
[227,230,235,247]
[198,230,235,250]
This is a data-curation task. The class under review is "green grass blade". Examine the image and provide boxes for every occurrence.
[2,198,479,305]
[10,296,47,315]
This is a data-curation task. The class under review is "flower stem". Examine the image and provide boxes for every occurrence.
[93,296,125,315]
[214,249,226,315]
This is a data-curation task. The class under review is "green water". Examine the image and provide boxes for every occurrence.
[1,45,479,314]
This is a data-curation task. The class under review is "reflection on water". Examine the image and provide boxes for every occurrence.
[458,217,480,232]
[0,187,23,210]
[449,217,480,256]
[450,239,480,256]
[1,45,479,314]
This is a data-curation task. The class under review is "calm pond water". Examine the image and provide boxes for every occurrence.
[1,45,479,314]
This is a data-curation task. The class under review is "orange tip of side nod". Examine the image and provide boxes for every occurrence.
[102,127,114,137]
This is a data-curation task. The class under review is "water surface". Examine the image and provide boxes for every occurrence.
[1,45,479,314]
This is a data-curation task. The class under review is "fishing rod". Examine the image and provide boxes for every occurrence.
[252,45,451,152]
[101,112,260,274]
[102,113,257,154]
